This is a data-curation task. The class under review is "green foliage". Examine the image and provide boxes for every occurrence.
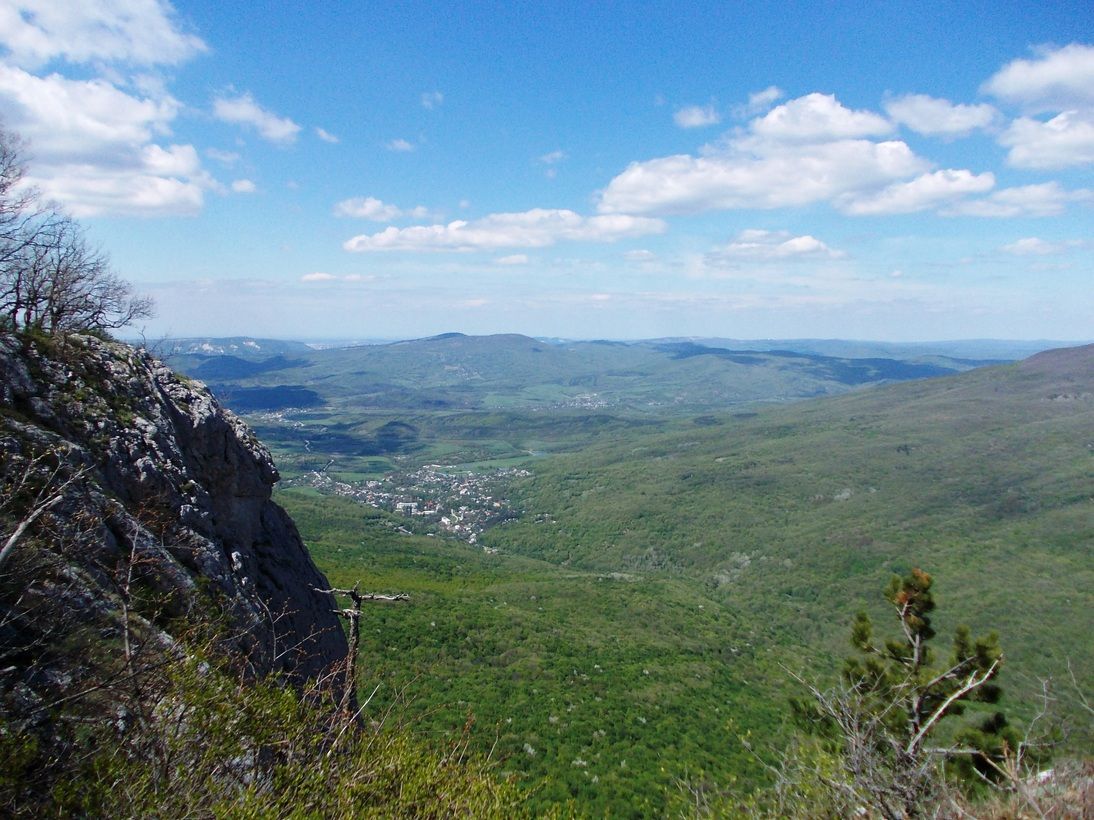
[842,570,1007,771]
[40,655,521,819]
[778,571,1032,817]
[282,489,788,815]
[260,346,1091,812]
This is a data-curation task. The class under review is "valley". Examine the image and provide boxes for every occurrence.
[168,334,1094,813]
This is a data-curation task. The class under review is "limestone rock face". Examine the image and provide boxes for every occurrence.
[0,333,347,682]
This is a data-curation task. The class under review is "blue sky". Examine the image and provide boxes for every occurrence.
[0,1,1091,341]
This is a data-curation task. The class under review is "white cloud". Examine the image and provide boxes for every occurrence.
[0,65,212,215]
[333,196,431,221]
[213,92,301,144]
[624,249,656,262]
[735,86,783,117]
[674,104,720,128]
[231,178,256,193]
[0,64,178,158]
[31,162,207,217]
[496,254,529,265]
[1001,237,1081,255]
[421,90,443,109]
[838,169,995,215]
[386,138,415,152]
[539,149,566,164]
[315,126,339,143]
[0,0,206,68]
[942,182,1093,217]
[884,94,999,136]
[334,196,402,221]
[343,208,666,252]
[205,147,240,165]
[749,93,892,142]
[300,272,376,283]
[999,110,1094,169]
[982,43,1094,111]
[599,93,926,216]
[1002,236,1054,255]
[599,139,926,215]
[716,229,845,260]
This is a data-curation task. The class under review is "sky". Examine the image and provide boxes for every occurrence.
[0,1,1091,342]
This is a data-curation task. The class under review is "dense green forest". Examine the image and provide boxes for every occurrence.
[218,338,1094,814]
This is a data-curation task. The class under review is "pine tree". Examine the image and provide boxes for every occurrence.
[793,570,1018,816]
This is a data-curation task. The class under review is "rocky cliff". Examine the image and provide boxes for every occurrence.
[0,332,347,694]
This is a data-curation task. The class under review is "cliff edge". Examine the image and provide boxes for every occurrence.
[0,332,347,691]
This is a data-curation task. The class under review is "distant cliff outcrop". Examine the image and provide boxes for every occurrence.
[0,332,347,690]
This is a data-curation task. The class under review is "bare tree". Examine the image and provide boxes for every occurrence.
[0,125,153,335]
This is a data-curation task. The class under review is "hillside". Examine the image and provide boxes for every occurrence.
[485,343,1093,713]
[494,342,1094,567]
[270,343,1092,812]
[170,332,988,415]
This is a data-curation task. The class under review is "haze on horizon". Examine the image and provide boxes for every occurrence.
[0,2,1091,342]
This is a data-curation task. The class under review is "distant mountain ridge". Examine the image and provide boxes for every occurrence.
[163,332,1043,414]
[158,336,315,360]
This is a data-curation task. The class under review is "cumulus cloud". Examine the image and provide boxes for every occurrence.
[749,93,892,142]
[496,254,529,265]
[716,229,845,260]
[674,104,720,128]
[599,139,927,215]
[0,65,213,215]
[884,94,999,136]
[0,0,206,68]
[386,138,415,152]
[982,43,1094,111]
[343,208,666,252]
[213,92,301,144]
[599,92,929,215]
[0,65,178,157]
[32,160,207,217]
[231,179,256,193]
[539,149,566,164]
[596,90,1028,218]
[942,182,1093,217]
[980,45,1094,171]
[421,90,443,109]
[333,196,431,221]
[998,110,1094,169]
[838,169,995,215]
[315,126,339,143]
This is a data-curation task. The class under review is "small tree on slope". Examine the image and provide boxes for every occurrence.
[791,569,1019,817]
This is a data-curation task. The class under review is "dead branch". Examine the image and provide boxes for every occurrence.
[313,583,408,714]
